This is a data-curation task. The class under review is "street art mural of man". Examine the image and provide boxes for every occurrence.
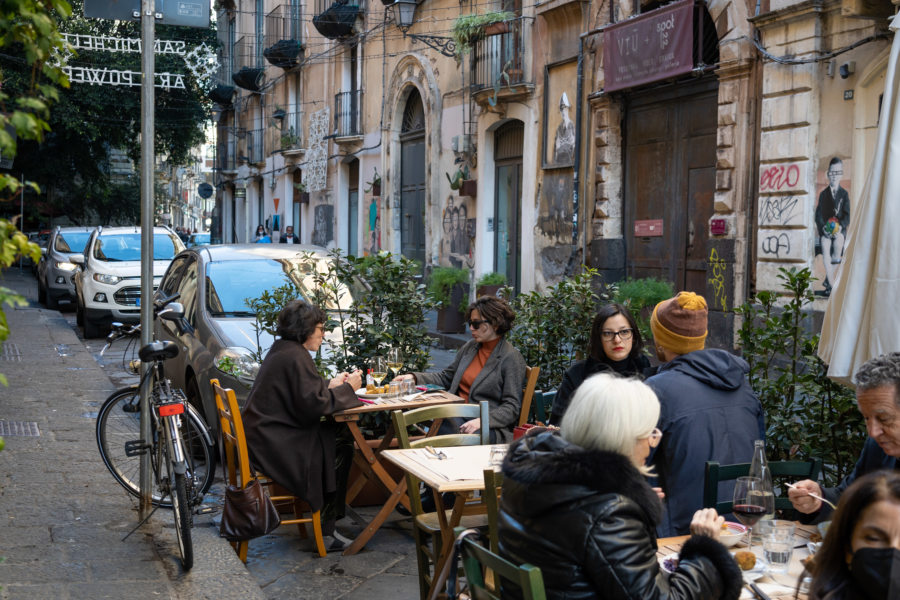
[367,197,380,255]
[312,204,334,248]
[553,92,576,166]
[814,156,850,297]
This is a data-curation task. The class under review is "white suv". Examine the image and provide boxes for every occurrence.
[73,226,184,338]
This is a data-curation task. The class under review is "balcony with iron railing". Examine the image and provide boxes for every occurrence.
[334,90,362,140]
[208,61,235,105]
[264,5,304,69]
[217,129,238,172]
[312,0,365,39]
[277,105,305,154]
[246,128,264,164]
[232,36,265,92]
[471,17,533,105]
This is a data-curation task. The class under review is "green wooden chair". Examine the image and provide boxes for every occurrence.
[453,527,546,600]
[482,468,503,554]
[391,401,490,600]
[703,458,823,514]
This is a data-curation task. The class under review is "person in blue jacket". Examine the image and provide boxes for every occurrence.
[645,291,765,537]
[788,352,900,522]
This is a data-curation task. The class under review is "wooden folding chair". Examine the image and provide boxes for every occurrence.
[704,458,823,515]
[483,468,503,554]
[211,378,326,561]
[392,401,490,600]
[518,366,541,427]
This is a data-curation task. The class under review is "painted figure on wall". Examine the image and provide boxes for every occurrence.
[441,197,455,266]
[553,92,576,166]
[366,197,381,255]
[814,157,850,297]
[312,204,334,248]
[539,171,573,243]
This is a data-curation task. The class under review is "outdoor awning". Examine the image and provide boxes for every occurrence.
[818,15,900,385]
[603,0,711,93]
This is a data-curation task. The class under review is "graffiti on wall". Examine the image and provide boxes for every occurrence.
[312,204,334,248]
[440,196,474,268]
[813,157,850,298]
[707,247,728,312]
[539,171,573,243]
[366,197,381,255]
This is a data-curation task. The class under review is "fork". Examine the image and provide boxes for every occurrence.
[424,445,447,460]
[786,482,837,510]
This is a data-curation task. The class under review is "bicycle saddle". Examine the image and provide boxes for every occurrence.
[138,340,179,362]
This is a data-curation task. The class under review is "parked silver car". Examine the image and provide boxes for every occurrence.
[36,226,94,309]
[152,244,362,425]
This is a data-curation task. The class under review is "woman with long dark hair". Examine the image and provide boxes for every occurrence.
[808,469,900,599]
[549,303,650,425]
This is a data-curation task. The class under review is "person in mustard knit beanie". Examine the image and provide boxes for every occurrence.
[645,291,766,537]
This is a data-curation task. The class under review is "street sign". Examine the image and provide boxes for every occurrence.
[197,182,213,198]
[84,0,210,28]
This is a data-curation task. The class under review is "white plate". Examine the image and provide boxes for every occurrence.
[741,560,767,583]
[355,389,393,400]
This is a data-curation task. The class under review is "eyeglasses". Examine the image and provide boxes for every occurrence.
[601,328,633,341]
[644,428,663,448]
[468,319,488,330]
[315,324,325,332]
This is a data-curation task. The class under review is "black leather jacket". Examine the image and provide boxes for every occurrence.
[499,432,742,600]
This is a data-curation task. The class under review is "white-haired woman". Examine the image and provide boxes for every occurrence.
[498,373,742,600]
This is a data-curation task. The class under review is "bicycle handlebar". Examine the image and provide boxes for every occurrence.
[99,292,182,355]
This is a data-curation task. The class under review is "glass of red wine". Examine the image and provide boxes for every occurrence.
[733,476,767,549]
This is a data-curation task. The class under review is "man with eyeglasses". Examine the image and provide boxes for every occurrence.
[645,291,765,537]
[814,156,850,297]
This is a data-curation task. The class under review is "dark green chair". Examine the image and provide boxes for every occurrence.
[703,458,823,514]
[482,468,503,554]
[454,527,546,600]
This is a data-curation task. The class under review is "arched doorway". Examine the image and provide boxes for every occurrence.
[494,120,523,293]
[400,88,426,270]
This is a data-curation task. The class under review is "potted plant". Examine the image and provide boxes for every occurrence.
[280,127,300,151]
[428,266,470,333]
[475,272,506,298]
[271,106,287,121]
[293,181,310,203]
[451,11,515,58]
[364,167,381,196]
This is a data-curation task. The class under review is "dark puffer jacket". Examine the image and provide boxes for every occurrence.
[499,431,742,600]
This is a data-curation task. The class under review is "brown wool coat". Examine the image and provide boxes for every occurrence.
[241,339,361,511]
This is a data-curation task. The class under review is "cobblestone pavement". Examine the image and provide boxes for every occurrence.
[0,266,460,599]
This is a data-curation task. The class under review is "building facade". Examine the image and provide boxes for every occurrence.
[212,0,894,346]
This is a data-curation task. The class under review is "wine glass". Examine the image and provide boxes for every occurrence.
[733,476,768,549]
[386,348,402,381]
[371,357,387,388]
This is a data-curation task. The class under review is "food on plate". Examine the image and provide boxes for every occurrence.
[734,551,756,571]
[662,555,679,573]
[801,554,815,571]
[809,531,823,543]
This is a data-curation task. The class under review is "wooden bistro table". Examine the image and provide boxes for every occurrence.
[382,443,505,600]
[333,390,464,555]
[657,523,817,599]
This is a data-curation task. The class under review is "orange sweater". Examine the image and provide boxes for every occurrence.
[457,337,500,401]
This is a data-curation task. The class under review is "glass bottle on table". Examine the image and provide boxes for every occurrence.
[748,439,775,540]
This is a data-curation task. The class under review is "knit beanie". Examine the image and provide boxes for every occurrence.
[650,291,708,355]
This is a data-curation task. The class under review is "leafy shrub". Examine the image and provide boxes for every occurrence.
[505,266,609,391]
[427,266,469,310]
[612,277,675,350]
[735,267,863,488]
[476,272,507,288]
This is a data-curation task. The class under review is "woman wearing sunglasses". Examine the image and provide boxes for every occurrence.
[395,295,525,443]
[549,303,650,425]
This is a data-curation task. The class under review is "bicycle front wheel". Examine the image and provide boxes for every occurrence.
[96,387,216,506]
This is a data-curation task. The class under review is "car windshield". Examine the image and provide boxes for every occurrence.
[205,256,364,316]
[55,231,91,253]
[93,233,179,261]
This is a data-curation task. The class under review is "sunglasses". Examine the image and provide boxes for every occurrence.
[467,319,488,330]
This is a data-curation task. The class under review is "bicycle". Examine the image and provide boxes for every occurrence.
[95,293,216,570]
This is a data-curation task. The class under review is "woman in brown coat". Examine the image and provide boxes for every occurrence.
[241,300,362,551]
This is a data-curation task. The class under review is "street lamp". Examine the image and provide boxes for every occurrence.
[388,0,457,57]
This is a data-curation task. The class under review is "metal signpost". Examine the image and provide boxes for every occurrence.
[83,0,210,518]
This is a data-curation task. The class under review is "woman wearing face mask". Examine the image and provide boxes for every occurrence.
[808,469,900,599]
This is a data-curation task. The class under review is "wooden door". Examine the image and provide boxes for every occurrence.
[624,78,717,291]
[400,89,426,271]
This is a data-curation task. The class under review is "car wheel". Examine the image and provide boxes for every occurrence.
[46,290,59,310]
[76,300,84,326]
[37,281,46,305]
[185,374,205,419]
[83,315,105,339]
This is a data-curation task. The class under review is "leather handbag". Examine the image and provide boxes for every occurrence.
[220,478,281,542]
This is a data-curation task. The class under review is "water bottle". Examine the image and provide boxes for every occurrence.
[748,439,776,537]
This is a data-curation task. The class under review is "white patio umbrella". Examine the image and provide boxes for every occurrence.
[818,16,900,386]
